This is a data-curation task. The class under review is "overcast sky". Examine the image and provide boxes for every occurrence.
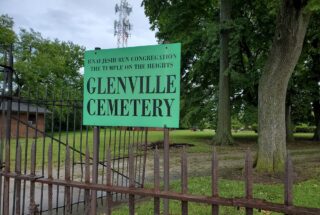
[0,0,158,50]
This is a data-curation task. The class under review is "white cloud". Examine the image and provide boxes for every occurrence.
[0,0,157,49]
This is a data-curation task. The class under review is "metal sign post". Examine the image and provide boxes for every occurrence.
[163,126,170,215]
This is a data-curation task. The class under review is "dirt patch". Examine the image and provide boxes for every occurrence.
[145,141,195,149]
[143,141,320,184]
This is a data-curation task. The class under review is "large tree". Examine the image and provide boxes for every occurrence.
[215,0,233,145]
[284,12,320,142]
[256,0,315,172]
[14,29,85,97]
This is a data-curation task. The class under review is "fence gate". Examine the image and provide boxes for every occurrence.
[0,47,148,214]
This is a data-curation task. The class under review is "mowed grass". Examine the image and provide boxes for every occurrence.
[2,129,316,169]
[112,177,320,215]
[5,128,214,169]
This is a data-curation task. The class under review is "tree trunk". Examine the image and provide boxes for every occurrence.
[215,0,233,145]
[313,99,320,141]
[256,0,311,172]
[286,98,295,142]
[311,38,320,141]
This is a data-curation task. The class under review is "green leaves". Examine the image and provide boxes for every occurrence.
[15,32,85,98]
[306,0,320,12]
[142,0,319,129]
[0,14,16,47]
[0,15,85,98]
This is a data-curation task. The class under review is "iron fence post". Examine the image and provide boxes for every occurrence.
[3,45,13,215]
[91,126,100,214]
[163,126,170,215]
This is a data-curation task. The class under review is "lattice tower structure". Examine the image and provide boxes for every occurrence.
[114,0,132,48]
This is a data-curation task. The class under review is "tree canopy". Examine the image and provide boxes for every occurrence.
[0,15,85,98]
[142,0,277,128]
[143,0,320,172]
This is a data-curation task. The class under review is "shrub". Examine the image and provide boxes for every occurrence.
[295,125,316,133]
[232,118,243,131]
[251,124,258,133]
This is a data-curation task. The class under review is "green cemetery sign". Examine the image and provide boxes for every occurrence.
[83,43,181,128]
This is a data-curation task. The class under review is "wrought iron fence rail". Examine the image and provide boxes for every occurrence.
[1,145,320,215]
[9,116,144,186]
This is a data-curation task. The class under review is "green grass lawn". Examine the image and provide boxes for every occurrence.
[5,128,216,169]
[112,177,320,215]
[2,129,316,169]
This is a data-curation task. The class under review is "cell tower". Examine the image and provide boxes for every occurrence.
[114,0,132,48]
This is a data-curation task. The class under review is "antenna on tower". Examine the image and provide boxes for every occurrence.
[114,0,133,48]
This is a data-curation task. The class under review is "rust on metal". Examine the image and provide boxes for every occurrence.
[29,142,38,215]
[65,145,71,214]
[154,147,160,215]
[129,145,135,215]
[106,147,112,215]
[212,147,219,215]
[245,149,253,215]
[2,172,320,215]
[3,133,10,215]
[84,144,91,215]
[91,126,100,215]
[141,128,148,187]
[181,147,188,215]
[15,144,22,215]
[3,45,13,215]
[48,143,53,214]
[163,127,170,215]
[285,153,293,215]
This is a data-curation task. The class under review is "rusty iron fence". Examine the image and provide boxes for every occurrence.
[2,129,320,215]
[0,46,148,214]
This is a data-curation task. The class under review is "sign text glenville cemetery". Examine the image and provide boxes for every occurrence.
[83,43,181,128]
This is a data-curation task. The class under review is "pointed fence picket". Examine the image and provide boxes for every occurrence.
[4,139,320,215]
